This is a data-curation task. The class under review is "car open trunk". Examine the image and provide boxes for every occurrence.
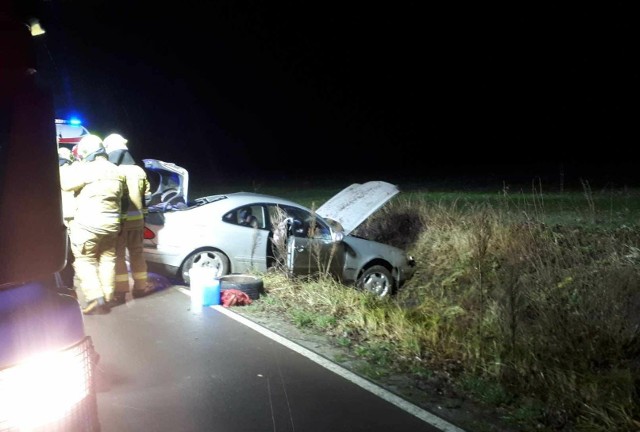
[143,159,189,208]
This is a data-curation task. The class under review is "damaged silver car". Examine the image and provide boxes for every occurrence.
[142,159,416,296]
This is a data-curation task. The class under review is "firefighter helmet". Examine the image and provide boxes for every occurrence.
[103,133,128,153]
[58,147,73,165]
[76,134,105,161]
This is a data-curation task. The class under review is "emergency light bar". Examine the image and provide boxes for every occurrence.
[55,118,83,126]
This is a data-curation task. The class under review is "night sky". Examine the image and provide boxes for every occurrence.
[34,1,637,188]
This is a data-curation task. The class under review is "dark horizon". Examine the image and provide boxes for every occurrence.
[33,1,637,188]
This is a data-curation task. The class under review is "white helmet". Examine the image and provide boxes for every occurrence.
[58,146,73,163]
[76,134,105,161]
[103,133,128,153]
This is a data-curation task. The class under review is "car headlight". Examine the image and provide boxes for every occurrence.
[0,337,97,431]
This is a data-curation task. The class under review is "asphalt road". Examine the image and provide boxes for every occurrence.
[84,286,466,432]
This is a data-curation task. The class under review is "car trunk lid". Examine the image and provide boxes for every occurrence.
[143,159,189,208]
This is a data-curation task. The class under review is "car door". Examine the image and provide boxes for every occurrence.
[220,204,271,272]
[269,205,345,280]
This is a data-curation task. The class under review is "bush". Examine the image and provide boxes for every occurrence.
[250,189,640,431]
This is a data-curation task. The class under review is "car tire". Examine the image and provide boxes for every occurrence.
[219,274,264,300]
[181,249,230,285]
[357,265,393,297]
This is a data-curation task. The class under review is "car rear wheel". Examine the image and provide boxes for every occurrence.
[181,249,229,285]
[357,265,393,297]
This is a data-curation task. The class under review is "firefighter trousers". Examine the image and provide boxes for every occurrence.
[114,226,148,294]
[69,226,118,303]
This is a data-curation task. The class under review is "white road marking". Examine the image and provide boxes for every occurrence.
[176,286,466,432]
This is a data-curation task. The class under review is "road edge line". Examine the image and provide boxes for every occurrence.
[181,293,467,432]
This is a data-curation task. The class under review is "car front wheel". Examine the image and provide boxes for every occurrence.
[357,265,393,297]
[181,249,230,285]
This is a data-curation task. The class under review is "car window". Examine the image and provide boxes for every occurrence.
[267,205,331,240]
[56,122,88,140]
[55,120,90,151]
[223,205,265,229]
[307,214,331,239]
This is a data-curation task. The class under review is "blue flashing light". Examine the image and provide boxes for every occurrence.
[55,117,84,126]
[56,118,82,126]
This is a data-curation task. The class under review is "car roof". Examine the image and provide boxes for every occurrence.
[197,192,308,212]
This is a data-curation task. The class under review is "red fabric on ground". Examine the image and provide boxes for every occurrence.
[220,289,252,307]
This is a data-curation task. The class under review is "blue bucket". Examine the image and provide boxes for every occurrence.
[189,268,220,308]
[203,278,221,306]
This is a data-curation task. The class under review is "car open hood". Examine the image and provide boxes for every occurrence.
[316,181,399,235]
[143,159,189,206]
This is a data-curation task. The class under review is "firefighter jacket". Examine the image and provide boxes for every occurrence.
[60,155,128,235]
[117,163,151,230]
[59,164,77,227]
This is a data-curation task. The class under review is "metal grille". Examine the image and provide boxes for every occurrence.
[0,336,100,432]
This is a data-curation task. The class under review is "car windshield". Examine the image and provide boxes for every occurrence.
[56,122,88,138]
[55,121,89,151]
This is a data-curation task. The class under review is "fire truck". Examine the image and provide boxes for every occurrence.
[0,3,101,431]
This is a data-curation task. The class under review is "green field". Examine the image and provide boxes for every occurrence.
[190,178,640,228]
[187,179,640,432]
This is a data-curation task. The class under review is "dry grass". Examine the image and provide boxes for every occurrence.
[243,188,640,431]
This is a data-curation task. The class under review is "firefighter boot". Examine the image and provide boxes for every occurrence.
[83,297,110,315]
[106,292,127,307]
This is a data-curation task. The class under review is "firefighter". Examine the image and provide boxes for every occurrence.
[60,134,129,314]
[104,133,152,304]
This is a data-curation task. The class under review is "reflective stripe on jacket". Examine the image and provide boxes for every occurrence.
[117,164,151,229]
